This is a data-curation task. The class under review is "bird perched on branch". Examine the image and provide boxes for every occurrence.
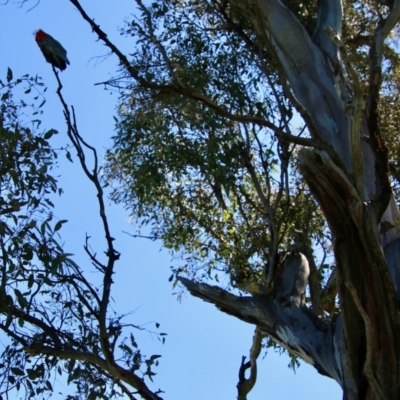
[35,29,70,71]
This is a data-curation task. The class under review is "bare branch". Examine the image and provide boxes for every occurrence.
[178,273,344,385]
[237,328,263,400]
[48,68,164,400]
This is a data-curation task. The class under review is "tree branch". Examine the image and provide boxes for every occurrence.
[178,262,344,386]
[237,328,263,400]
[67,0,330,150]
[50,68,163,400]
[25,346,163,400]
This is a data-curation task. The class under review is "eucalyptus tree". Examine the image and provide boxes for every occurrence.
[76,0,399,399]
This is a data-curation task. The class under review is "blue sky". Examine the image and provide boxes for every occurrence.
[0,1,342,399]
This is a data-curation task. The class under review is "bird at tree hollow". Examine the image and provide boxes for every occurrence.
[35,29,70,71]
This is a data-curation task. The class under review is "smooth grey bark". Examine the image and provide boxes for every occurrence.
[312,0,343,67]
[228,0,351,167]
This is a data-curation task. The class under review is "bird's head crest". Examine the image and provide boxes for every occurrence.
[35,29,47,42]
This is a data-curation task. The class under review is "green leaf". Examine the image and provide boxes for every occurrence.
[149,354,161,362]
[27,274,34,289]
[6,67,13,82]
[130,333,138,348]
[54,219,68,232]
[14,288,27,309]
[4,313,12,329]
[67,359,75,373]
[67,366,81,384]
[66,150,73,163]
[11,367,24,376]
[44,129,57,139]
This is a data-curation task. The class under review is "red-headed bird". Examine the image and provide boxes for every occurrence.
[35,29,70,71]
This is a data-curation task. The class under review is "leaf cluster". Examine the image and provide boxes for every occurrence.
[106,0,331,295]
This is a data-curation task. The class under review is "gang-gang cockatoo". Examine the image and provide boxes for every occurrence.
[35,29,70,71]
